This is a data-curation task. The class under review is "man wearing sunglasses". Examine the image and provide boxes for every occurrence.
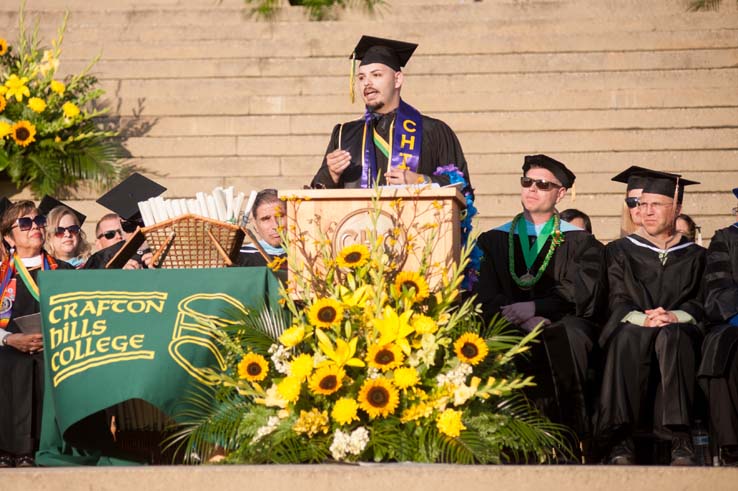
[596,172,704,466]
[474,154,607,461]
[697,187,738,465]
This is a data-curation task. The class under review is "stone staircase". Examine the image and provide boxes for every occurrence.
[1,0,736,243]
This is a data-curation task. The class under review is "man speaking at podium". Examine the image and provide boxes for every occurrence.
[311,36,472,191]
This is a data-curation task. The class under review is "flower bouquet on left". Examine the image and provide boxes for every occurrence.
[0,2,123,197]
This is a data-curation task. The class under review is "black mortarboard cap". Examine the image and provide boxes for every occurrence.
[641,172,699,204]
[96,173,166,221]
[351,35,418,71]
[611,166,681,192]
[0,197,12,218]
[38,196,87,226]
[522,154,576,188]
[733,187,738,199]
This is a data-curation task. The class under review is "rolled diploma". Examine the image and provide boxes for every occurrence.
[138,201,155,227]
[206,195,218,220]
[196,192,210,218]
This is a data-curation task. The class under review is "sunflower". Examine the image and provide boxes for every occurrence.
[393,271,430,303]
[11,120,36,147]
[331,397,359,425]
[366,343,404,372]
[393,367,420,389]
[358,378,399,419]
[238,353,269,382]
[309,364,345,396]
[336,244,369,269]
[436,409,466,438]
[27,97,46,113]
[289,353,314,381]
[0,38,8,56]
[454,333,489,366]
[307,298,344,328]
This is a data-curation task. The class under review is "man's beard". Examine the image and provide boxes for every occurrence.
[365,101,384,113]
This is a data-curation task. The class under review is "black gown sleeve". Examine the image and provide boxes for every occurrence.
[704,228,738,323]
[475,231,512,324]
[421,118,473,194]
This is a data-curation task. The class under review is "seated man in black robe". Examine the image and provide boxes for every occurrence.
[474,154,607,458]
[237,189,287,283]
[311,36,471,192]
[595,170,705,466]
[697,187,738,465]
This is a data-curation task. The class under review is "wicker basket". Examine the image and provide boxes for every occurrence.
[140,214,244,269]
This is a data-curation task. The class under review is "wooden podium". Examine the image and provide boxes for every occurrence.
[279,187,466,293]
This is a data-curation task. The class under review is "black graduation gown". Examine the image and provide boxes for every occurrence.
[595,234,706,438]
[0,258,72,456]
[236,248,288,284]
[697,225,738,446]
[310,110,471,191]
[83,241,144,270]
[475,224,607,437]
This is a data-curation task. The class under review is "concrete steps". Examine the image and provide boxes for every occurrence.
[0,0,735,244]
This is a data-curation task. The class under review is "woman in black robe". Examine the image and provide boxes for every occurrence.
[0,201,71,467]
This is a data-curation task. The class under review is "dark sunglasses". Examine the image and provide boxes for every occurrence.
[12,215,47,231]
[54,225,81,238]
[121,218,143,234]
[97,229,123,240]
[520,176,562,191]
[624,197,640,209]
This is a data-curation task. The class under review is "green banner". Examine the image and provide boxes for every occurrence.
[36,267,281,465]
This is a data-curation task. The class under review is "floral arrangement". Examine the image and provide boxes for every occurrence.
[0,1,122,196]
[170,188,567,464]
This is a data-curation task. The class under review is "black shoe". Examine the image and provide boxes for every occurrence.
[721,445,738,466]
[671,434,696,466]
[0,453,14,468]
[607,437,635,465]
[14,455,35,468]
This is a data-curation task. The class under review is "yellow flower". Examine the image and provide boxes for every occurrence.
[279,325,305,348]
[0,95,6,113]
[254,383,287,408]
[62,101,80,118]
[454,333,489,366]
[308,364,344,396]
[4,74,30,102]
[393,271,430,303]
[331,397,360,425]
[358,378,399,419]
[0,121,11,139]
[0,38,8,56]
[238,353,269,382]
[28,97,46,113]
[412,314,438,335]
[307,297,343,328]
[436,409,466,438]
[336,244,369,269]
[315,329,365,368]
[366,343,404,372]
[289,353,313,381]
[393,367,420,389]
[11,120,36,147]
[292,408,329,437]
[374,305,414,354]
[277,376,302,403]
[401,402,434,423]
[54,135,61,143]
[50,80,65,95]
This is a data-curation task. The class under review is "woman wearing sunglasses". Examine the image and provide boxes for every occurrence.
[0,200,73,467]
[44,206,92,269]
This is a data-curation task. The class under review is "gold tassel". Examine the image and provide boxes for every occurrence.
[349,53,356,104]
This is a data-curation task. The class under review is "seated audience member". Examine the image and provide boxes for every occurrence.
[85,173,166,270]
[611,166,659,238]
[560,208,593,234]
[0,200,73,468]
[595,171,704,466]
[676,213,702,245]
[39,197,91,269]
[474,155,607,457]
[238,189,287,282]
[697,187,738,465]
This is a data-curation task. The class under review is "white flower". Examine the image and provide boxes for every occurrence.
[347,427,369,455]
[330,427,369,461]
[251,416,280,444]
[367,367,381,379]
[408,334,438,367]
[436,363,472,388]
[268,343,291,374]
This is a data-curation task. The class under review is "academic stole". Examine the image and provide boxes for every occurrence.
[360,99,424,187]
[0,253,57,328]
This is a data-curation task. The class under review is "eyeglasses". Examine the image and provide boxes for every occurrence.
[97,229,123,240]
[12,215,47,231]
[520,176,562,191]
[120,218,143,234]
[54,225,81,238]
[625,197,640,209]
